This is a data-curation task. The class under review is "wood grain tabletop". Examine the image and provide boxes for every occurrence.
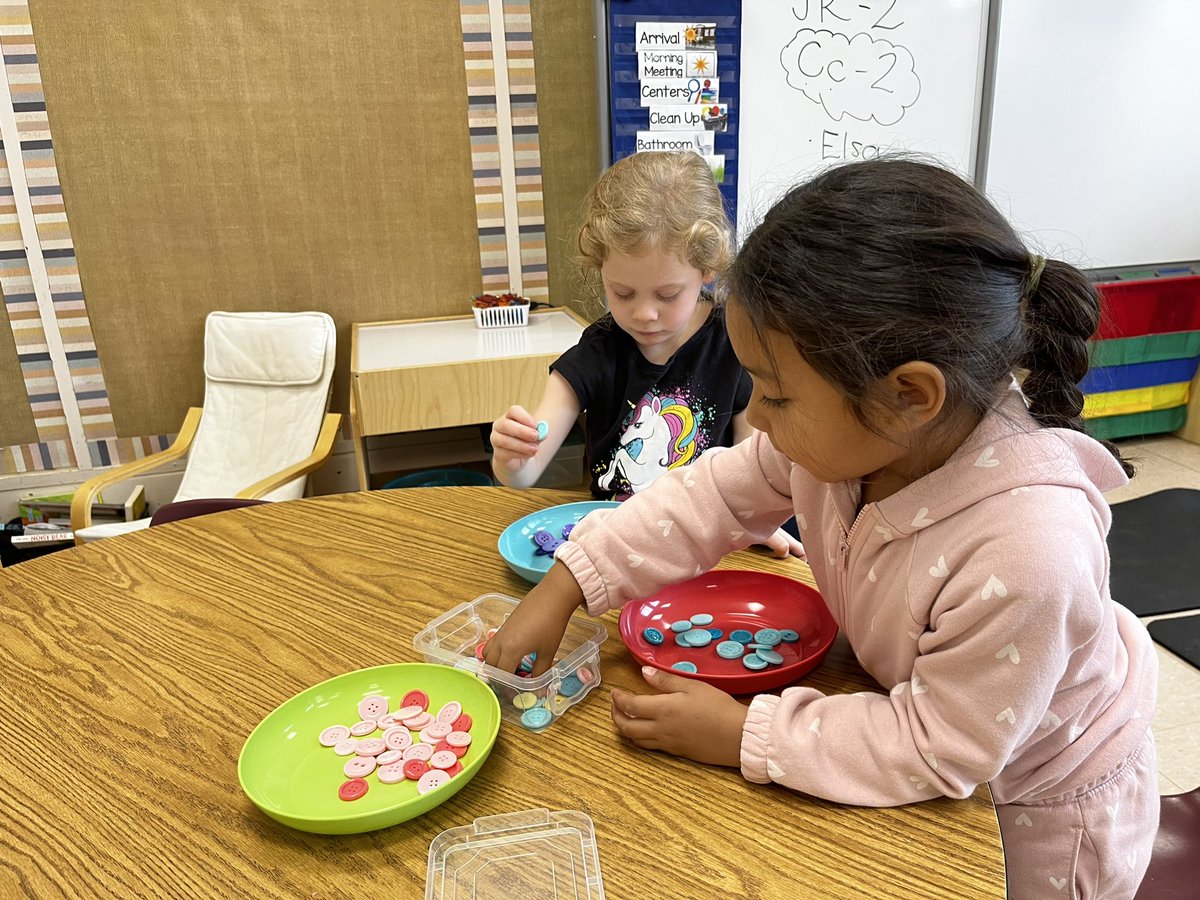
[0,487,1005,898]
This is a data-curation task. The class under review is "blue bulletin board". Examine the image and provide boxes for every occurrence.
[607,0,742,226]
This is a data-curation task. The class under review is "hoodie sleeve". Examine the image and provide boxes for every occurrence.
[741,487,1108,806]
[555,430,795,616]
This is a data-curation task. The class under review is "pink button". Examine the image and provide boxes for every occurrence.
[377,762,407,784]
[429,750,458,770]
[383,727,413,752]
[355,738,386,757]
[402,711,433,729]
[376,714,401,729]
[357,695,389,721]
[344,755,376,778]
[319,725,350,747]
[401,690,429,711]
[349,720,377,737]
[376,749,403,766]
[393,704,424,720]
[333,739,358,756]
[436,702,463,724]
[435,739,467,758]
[446,731,472,748]
[577,667,595,684]
[417,769,451,794]
[421,722,452,742]
[403,743,434,761]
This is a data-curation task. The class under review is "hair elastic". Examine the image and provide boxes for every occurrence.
[1027,254,1046,295]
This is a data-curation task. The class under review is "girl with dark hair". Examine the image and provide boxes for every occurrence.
[486,159,1159,899]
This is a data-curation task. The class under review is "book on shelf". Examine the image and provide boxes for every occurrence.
[20,484,146,526]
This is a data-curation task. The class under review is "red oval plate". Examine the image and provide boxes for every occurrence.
[618,570,838,694]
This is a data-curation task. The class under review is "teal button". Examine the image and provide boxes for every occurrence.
[754,629,782,646]
[536,420,549,441]
[689,613,714,626]
[682,629,712,647]
[520,707,553,730]
[756,649,784,665]
[559,674,584,697]
[716,640,745,659]
[671,661,699,673]
[675,634,691,647]
[730,629,754,643]
[670,620,692,632]
[742,654,769,670]
[643,627,665,645]
[779,629,800,642]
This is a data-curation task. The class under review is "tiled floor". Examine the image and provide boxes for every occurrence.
[1106,435,1200,796]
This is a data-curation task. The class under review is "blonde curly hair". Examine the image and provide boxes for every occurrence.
[577,152,732,282]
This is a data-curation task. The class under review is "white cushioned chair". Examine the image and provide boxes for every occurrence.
[71,311,341,544]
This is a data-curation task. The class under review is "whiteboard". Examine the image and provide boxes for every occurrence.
[736,0,989,236]
[985,0,1200,269]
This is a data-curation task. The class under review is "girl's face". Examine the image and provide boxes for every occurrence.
[601,247,711,359]
[726,298,906,484]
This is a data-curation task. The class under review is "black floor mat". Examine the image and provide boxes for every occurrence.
[1148,613,1200,670]
[1108,489,1200,616]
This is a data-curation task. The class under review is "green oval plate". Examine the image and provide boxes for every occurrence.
[237,663,501,834]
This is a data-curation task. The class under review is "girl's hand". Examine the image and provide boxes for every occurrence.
[759,527,806,560]
[490,405,541,472]
[483,563,585,677]
[611,666,748,767]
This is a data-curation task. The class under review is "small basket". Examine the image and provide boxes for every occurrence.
[472,303,529,329]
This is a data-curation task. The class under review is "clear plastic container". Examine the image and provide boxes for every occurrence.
[412,593,608,731]
[426,808,605,900]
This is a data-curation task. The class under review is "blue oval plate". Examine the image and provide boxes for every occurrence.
[497,500,621,583]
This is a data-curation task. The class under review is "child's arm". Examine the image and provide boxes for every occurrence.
[490,371,581,488]
[730,413,806,560]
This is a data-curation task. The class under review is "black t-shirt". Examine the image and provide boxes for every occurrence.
[551,304,752,499]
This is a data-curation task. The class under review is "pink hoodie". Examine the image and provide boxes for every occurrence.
[556,391,1158,807]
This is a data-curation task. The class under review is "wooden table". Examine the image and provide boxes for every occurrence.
[0,488,1005,898]
[349,308,587,490]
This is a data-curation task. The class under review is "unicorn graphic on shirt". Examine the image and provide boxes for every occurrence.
[597,394,698,495]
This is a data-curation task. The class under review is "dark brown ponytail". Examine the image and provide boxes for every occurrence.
[1020,258,1135,476]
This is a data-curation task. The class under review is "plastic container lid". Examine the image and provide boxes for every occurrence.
[426,808,605,899]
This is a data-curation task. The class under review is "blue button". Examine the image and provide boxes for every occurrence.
[643,627,665,645]
[716,640,745,659]
[756,649,784,665]
[671,661,699,673]
[670,620,692,633]
[742,654,769,670]
[779,629,800,642]
[730,629,754,643]
[754,629,782,646]
[520,707,553,730]
[683,629,712,647]
[689,613,714,626]
[707,628,724,640]
[559,674,585,697]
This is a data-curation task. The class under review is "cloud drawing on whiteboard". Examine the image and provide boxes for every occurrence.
[780,29,920,126]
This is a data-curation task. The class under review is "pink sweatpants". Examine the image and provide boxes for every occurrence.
[999,733,1158,899]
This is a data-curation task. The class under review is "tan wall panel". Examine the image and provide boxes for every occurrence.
[0,292,39,447]
[30,1,479,437]
[532,1,602,320]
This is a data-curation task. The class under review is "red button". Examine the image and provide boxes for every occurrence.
[445,761,463,777]
[403,758,430,780]
[402,690,429,711]
[338,778,369,801]
[435,739,468,758]
[452,713,473,732]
